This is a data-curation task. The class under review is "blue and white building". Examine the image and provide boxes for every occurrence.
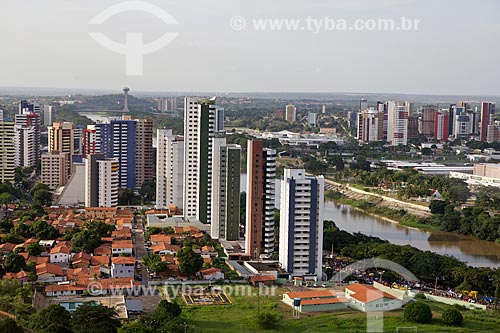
[279,169,324,280]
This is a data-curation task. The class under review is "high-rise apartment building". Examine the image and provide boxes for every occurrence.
[85,154,119,207]
[95,119,136,189]
[83,125,97,157]
[211,138,241,241]
[43,105,54,126]
[134,117,154,188]
[434,111,449,142]
[15,101,40,168]
[356,109,383,143]
[487,124,500,143]
[285,104,297,123]
[48,122,74,178]
[279,169,324,280]
[0,121,15,183]
[245,140,276,259]
[41,151,69,190]
[156,129,184,209]
[183,97,216,223]
[387,101,409,146]
[307,112,318,127]
[422,105,438,138]
[480,102,496,142]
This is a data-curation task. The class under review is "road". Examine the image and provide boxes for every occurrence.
[133,216,149,286]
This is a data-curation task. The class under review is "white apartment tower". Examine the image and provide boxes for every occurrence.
[211,138,241,241]
[84,154,119,207]
[15,102,41,168]
[43,105,54,126]
[183,97,216,224]
[387,101,409,146]
[279,169,324,280]
[156,129,184,209]
[0,121,15,183]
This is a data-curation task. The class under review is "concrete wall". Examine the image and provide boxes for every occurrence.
[424,294,486,310]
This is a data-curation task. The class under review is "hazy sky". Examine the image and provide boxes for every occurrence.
[1,0,499,95]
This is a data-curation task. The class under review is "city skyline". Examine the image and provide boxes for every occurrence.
[1,0,500,95]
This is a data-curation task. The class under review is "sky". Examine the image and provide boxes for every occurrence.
[0,0,499,96]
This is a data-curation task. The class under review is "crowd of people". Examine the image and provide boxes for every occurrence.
[323,256,497,309]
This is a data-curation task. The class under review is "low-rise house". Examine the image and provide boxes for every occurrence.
[50,245,72,263]
[3,271,29,283]
[201,246,218,258]
[94,244,112,256]
[111,240,133,256]
[199,267,224,280]
[249,275,277,286]
[282,290,348,312]
[36,263,66,283]
[71,252,91,268]
[45,284,87,297]
[0,242,16,255]
[150,234,172,245]
[112,228,132,240]
[344,283,401,312]
[150,243,180,255]
[85,207,117,219]
[111,256,135,278]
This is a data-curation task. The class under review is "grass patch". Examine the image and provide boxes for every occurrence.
[177,286,500,332]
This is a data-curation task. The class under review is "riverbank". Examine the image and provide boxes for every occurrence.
[325,178,433,219]
[334,196,440,232]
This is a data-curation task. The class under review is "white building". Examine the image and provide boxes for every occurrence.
[156,129,184,209]
[0,121,15,183]
[308,112,318,127]
[183,97,216,224]
[387,101,409,146]
[279,169,324,280]
[111,256,135,278]
[84,154,119,207]
[14,103,41,168]
[211,138,241,241]
[43,105,54,126]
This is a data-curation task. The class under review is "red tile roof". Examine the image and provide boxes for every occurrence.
[112,256,135,265]
[286,289,337,299]
[346,283,396,303]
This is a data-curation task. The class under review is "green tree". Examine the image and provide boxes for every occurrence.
[26,242,43,256]
[403,302,432,323]
[142,254,168,274]
[256,312,280,329]
[442,307,463,326]
[176,246,203,277]
[0,318,23,333]
[118,189,137,206]
[0,192,14,205]
[29,304,73,333]
[154,300,181,321]
[71,230,102,253]
[71,304,120,333]
[4,253,26,273]
[33,189,53,206]
[429,200,447,215]
[30,220,60,239]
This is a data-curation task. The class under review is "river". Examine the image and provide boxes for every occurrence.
[240,174,500,268]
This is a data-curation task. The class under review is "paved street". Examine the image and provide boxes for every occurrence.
[133,216,149,286]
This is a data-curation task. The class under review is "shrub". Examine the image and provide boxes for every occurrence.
[403,301,432,323]
[256,312,279,329]
[442,308,463,326]
[415,293,427,300]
